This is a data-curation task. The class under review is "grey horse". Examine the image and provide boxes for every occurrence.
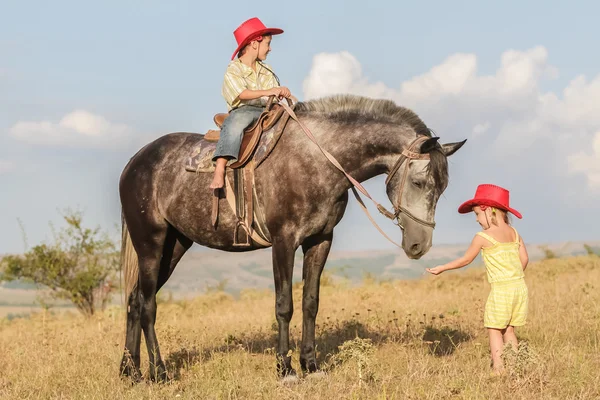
[118,94,466,381]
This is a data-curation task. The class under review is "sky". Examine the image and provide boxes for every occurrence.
[1,0,599,254]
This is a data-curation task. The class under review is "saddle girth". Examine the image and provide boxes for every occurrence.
[215,160,271,247]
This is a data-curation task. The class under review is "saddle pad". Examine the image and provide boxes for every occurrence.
[185,123,284,173]
[185,140,222,173]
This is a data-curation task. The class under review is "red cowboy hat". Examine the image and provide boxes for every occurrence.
[458,184,522,219]
[231,17,284,60]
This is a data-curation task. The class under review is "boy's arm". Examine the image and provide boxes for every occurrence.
[519,236,529,270]
[222,65,289,108]
[238,88,281,100]
[426,234,486,275]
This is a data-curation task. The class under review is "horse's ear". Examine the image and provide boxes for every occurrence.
[441,139,467,157]
[420,137,440,153]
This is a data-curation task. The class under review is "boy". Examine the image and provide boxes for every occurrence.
[210,17,292,190]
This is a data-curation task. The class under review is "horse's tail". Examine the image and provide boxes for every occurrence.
[120,213,139,308]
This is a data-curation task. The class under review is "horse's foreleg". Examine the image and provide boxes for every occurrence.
[272,238,298,378]
[300,233,332,374]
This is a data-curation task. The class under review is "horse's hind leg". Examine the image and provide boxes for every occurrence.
[121,221,192,382]
[157,228,193,292]
[119,211,170,383]
[121,283,143,381]
[141,225,193,382]
[136,229,172,382]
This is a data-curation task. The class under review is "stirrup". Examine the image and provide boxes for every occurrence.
[233,221,251,247]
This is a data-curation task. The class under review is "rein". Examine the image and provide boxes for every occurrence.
[278,101,436,249]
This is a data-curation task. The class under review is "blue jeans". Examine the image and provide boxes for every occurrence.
[212,105,263,161]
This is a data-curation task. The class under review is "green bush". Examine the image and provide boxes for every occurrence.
[0,210,119,317]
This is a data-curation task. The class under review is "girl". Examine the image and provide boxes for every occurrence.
[426,184,529,374]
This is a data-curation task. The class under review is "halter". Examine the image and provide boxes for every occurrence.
[379,135,436,229]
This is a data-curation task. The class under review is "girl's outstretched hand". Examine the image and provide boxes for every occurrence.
[426,266,445,275]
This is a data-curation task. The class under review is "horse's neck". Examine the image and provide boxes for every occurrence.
[310,120,411,183]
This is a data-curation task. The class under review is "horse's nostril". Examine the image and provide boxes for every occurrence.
[411,243,421,254]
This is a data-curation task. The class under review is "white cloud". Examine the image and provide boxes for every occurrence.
[302,47,600,192]
[303,51,396,100]
[568,131,600,189]
[9,110,134,149]
[400,53,478,100]
[0,160,15,175]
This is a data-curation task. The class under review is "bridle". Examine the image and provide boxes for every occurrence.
[278,100,437,249]
[379,135,436,229]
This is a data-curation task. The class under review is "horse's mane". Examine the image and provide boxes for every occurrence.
[295,95,447,194]
[295,94,433,137]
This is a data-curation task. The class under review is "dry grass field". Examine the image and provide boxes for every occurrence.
[0,255,598,399]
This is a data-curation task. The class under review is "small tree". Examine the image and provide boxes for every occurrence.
[0,210,119,317]
[539,245,557,260]
[584,244,598,256]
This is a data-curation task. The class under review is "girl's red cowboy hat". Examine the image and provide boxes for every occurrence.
[458,184,522,219]
[231,17,284,60]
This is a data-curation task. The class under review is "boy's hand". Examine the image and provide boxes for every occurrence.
[270,87,291,99]
[426,266,445,275]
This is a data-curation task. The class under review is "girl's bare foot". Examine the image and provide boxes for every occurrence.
[489,367,506,378]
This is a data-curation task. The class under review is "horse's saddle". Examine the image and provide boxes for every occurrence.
[203,104,286,169]
[184,100,293,248]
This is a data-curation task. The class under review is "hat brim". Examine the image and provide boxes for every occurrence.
[231,28,284,60]
[458,199,522,219]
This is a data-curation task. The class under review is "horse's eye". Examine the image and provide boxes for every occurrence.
[413,180,423,188]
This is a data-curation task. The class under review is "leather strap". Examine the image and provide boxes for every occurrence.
[350,187,403,249]
[211,191,219,228]
[224,173,271,247]
[244,161,255,238]
[386,139,431,185]
[251,171,272,242]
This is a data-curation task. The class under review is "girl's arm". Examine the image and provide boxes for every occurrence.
[519,236,529,270]
[426,235,487,275]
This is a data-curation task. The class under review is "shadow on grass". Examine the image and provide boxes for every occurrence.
[422,326,472,356]
[165,320,472,379]
[165,331,277,380]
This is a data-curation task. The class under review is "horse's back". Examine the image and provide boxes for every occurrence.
[122,132,202,172]
[119,132,205,201]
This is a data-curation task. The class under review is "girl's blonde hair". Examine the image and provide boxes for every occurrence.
[490,207,510,226]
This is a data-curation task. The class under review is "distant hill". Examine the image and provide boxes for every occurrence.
[160,240,600,297]
[2,240,598,305]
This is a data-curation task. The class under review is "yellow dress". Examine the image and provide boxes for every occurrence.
[477,227,528,329]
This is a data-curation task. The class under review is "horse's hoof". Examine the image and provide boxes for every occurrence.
[149,369,170,383]
[305,371,327,381]
[300,359,319,374]
[151,374,170,384]
[120,355,143,383]
[280,374,300,385]
[120,370,143,385]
